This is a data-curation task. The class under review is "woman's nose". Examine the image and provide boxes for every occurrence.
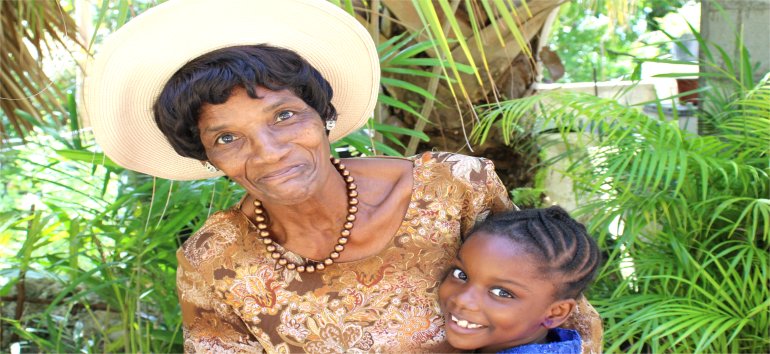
[245,127,289,164]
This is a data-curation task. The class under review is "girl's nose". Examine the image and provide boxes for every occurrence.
[450,287,481,312]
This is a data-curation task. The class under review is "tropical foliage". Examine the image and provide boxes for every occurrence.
[473,31,769,352]
[5,0,765,353]
[1,94,251,351]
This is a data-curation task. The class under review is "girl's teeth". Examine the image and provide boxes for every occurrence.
[452,315,483,329]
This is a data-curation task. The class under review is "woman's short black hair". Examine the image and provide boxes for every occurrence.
[153,45,337,160]
[467,206,601,300]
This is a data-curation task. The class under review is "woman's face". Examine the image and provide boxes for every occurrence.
[438,232,559,352]
[198,86,330,205]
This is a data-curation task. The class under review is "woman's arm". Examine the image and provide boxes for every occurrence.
[563,295,603,354]
[177,250,263,353]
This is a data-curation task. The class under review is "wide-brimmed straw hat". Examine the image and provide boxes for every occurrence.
[81,0,379,180]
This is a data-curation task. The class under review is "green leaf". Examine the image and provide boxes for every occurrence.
[55,149,122,169]
[381,77,437,101]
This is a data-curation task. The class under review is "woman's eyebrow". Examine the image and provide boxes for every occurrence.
[202,124,227,134]
[262,97,299,113]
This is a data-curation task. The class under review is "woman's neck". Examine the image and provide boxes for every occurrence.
[242,161,352,258]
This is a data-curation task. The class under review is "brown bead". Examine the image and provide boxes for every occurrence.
[349,190,358,198]
[347,183,357,190]
[346,215,356,222]
[316,263,325,271]
[341,229,351,237]
[332,158,340,165]
[338,237,348,245]
[257,223,268,230]
[324,258,334,265]
[342,170,350,177]
[306,265,315,273]
[260,231,270,237]
[296,265,306,273]
[278,258,288,266]
[256,215,265,222]
[253,200,262,207]
[266,245,276,252]
[287,263,296,270]
[334,244,345,252]
[337,163,345,170]
[349,198,359,205]
[330,252,340,259]
[344,222,353,230]
[262,238,273,245]
[348,206,358,214]
[345,176,354,183]
[255,208,264,214]
[271,252,282,259]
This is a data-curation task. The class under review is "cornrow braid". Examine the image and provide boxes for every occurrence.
[467,206,601,299]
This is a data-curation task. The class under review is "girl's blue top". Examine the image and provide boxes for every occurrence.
[496,328,582,354]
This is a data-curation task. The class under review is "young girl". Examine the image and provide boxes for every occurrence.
[439,206,600,353]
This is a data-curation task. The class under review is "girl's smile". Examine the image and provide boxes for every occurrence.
[448,314,487,330]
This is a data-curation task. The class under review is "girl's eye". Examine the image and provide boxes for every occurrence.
[450,268,467,281]
[490,288,513,299]
[215,134,238,145]
[276,110,295,122]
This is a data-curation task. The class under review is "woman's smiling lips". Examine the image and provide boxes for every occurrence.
[258,164,304,183]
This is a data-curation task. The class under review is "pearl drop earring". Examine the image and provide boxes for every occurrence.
[204,161,219,173]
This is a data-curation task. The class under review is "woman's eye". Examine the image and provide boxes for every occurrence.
[276,110,295,122]
[450,268,467,281]
[490,288,513,299]
[215,134,238,145]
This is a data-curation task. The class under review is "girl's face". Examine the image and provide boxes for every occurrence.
[438,232,566,352]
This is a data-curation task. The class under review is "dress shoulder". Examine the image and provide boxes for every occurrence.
[412,151,515,234]
[414,151,496,181]
[180,208,251,268]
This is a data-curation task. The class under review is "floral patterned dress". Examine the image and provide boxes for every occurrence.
[176,152,602,353]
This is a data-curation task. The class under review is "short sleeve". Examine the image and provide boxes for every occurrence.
[431,153,515,235]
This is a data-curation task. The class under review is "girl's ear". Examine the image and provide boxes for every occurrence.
[542,299,577,329]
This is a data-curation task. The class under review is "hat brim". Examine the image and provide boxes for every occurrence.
[81,0,379,180]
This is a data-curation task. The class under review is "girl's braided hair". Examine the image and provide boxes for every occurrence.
[467,206,601,299]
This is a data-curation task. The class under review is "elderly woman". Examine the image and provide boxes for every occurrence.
[82,0,601,353]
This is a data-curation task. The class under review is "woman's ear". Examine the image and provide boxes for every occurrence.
[542,298,577,329]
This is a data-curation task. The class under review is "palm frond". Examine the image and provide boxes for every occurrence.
[600,238,769,353]
[1,0,84,141]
